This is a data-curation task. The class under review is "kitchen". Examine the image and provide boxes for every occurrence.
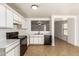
[0,3,53,56]
[1,3,79,56]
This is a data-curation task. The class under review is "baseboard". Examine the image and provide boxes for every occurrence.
[55,37,67,42]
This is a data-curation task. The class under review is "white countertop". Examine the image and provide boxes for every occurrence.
[0,39,20,48]
[30,35,44,38]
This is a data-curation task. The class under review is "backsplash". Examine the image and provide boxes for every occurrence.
[0,29,16,41]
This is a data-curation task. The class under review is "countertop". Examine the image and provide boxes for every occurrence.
[0,39,20,48]
[30,35,44,38]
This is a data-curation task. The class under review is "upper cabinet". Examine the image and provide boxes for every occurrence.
[13,13,21,24]
[0,4,13,28]
[0,4,26,29]
[0,4,6,27]
[6,8,13,28]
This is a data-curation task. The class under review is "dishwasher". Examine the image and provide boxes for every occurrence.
[44,35,52,45]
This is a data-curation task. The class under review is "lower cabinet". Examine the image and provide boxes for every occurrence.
[30,35,44,45]
[6,42,20,56]
[33,38,39,44]
[38,37,44,44]
[6,44,20,56]
[14,45,20,56]
[30,37,34,44]
[6,49,15,56]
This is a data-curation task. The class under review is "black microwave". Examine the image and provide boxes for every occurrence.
[6,32,19,39]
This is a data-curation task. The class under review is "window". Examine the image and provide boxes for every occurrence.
[63,21,68,36]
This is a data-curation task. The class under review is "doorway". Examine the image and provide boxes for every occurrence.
[54,18,68,46]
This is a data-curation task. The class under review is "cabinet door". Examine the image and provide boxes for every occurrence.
[13,13,18,21]
[6,49,15,56]
[39,37,44,44]
[6,8,13,28]
[14,45,20,56]
[34,38,39,44]
[13,13,21,24]
[0,4,6,27]
[30,37,34,44]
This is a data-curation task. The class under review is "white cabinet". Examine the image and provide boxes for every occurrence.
[27,36,30,46]
[39,37,44,44]
[6,41,20,56]
[13,13,19,21]
[30,35,44,44]
[14,45,20,56]
[33,37,39,44]
[30,37,34,44]
[6,8,13,28]
[13,13,22,24]
[0,4,6,27]
[6,45,20,56]
[6,49,15,56]
[0,4,13,28]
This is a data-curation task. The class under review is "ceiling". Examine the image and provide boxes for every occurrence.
[7,3,79,18]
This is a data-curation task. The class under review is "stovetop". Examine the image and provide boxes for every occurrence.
[18,35,27,39]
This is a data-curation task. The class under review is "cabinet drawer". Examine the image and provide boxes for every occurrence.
[6,48,15,56]
[6,41,20,53]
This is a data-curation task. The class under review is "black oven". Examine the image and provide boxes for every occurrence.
[19,36,27,56]
[6,32,27,56]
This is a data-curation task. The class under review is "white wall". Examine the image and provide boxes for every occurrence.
[55,21,63,39]
[68,17,76,45]
[0,29,16,41]
[74,16,79,46]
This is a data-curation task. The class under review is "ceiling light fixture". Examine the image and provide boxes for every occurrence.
[31,5,38,10]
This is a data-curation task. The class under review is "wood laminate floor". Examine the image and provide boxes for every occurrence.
[24,38,79,56]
